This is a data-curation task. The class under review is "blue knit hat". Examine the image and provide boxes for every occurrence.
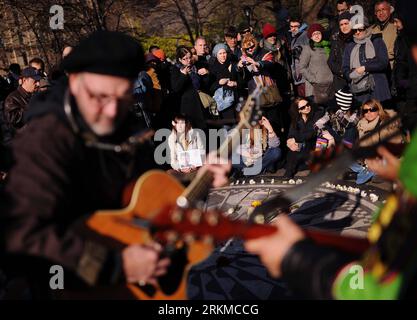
[212,43,228,58]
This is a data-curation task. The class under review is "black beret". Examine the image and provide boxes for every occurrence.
[62,31,144,79]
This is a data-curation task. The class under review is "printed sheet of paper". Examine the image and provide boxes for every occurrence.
[178,149,203,169]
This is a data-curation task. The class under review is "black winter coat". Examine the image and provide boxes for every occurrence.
[288,108,325,151]
[0,79,157,298]
[170,65,208,130]
[328,32,354,91]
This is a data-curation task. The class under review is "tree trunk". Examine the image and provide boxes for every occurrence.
[11,6,27,65]
[172,0,195,44]
[300,0,327,25]
[190,0,201,38]
[271,0,282,27]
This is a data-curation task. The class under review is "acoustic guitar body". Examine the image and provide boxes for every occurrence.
[86,170,213,300]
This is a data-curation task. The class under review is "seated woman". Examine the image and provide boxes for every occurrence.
[349,99,403,184]
[284,98,324,179]
[232,116,281,176]
[167,114,205,173]
[314,88,359,148]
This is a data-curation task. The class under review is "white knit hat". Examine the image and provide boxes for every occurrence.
[335,89,353,111]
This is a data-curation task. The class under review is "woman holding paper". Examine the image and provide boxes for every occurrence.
[168,114,206,173]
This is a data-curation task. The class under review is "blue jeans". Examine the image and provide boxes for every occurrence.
[350,162,375,185]
[233,147,282,176]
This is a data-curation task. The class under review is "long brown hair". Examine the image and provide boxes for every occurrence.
[172,114,192,136]
[176,46,192,63]
[289,97,314,129]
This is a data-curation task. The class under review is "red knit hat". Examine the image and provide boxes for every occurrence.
[307,23,325,39]
[153,49,166,61]
[262,23,277,39]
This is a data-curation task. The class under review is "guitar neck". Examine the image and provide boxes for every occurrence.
[231,222,369,255]
[181,121,249,205]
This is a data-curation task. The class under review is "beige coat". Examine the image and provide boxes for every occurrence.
[372,22,397,69]
[357,109,402,147]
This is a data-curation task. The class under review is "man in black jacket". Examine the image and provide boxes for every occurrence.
[328,12,354,91]
[3,67,40,142]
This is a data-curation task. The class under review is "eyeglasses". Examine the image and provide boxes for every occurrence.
[353,28,366,33]
[82,78,132,108]
[298,103,310,111]
[245,44,255,51]
[362,106,379,114]
[375,8,390,14]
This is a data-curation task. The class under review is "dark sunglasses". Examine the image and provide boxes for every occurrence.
[362,106,379,114]
[353,28,366,33]
[245,44,255,51]
[298,104,310,111]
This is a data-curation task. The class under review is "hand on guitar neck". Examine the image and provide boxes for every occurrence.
[245,215,306,278]
[365,146,401,182]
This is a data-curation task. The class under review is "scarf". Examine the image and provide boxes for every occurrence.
[339,30,354,43]
[314,40,331,57]
[349,28,375,78]
[262,39,279,53]
[358,115,380,139]
[376,19,391,32]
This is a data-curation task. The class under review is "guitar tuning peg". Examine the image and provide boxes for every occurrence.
[203,235,214,246]
[171,210,183,224]
[206,212,219,226]
[183,233,196,244]
[190,209,202,225]
[253,214,265,225]
[166,231,179,244]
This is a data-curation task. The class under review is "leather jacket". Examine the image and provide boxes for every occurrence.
[4,86,32,133]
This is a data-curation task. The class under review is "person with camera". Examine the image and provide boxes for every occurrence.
[171,46,209,130]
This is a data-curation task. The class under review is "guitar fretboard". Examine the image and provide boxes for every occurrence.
[181,117,251,206]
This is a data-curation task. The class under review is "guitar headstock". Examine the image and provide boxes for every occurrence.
[150,205,276,245]
[239,84,265,128]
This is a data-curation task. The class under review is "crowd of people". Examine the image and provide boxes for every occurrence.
[1,0,415,183]
[0,0,417,300]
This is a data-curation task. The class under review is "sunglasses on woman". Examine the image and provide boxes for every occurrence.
[298,104,310,111]
[362,106,379,114]
[353,28,366,33]
[245,44,255,51]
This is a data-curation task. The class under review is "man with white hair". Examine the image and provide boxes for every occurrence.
[372,0,397,69]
